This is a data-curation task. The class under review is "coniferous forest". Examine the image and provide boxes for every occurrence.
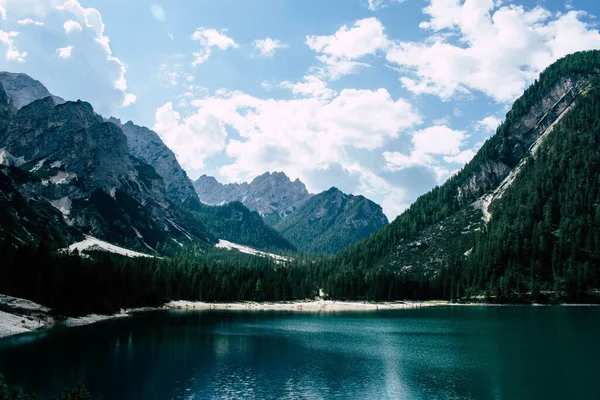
[0,373,91,400]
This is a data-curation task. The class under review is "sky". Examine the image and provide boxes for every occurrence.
[0,0,599,220]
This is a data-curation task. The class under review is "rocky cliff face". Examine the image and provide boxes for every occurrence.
[0,85,212,252]
[0,71,201,211]
[0,72,64,111]
[194,171,311,225]
[274,187,388,254]
[457,75,589,205]
[194,174,247,206]
[107,118,201,209]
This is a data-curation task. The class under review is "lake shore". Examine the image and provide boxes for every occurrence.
[2,295,599,339]
[165,299,447,312]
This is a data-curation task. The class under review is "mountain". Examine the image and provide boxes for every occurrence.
[274,187,388,254]
[0,74,294,254]
[194,174,248,205]
[194,201,295,252]
[106,118,201,210]
[194,173,388,253]
[0,94,213,253]
[194,171,311,225]
[327,50,600,302]
[0,72,64,110]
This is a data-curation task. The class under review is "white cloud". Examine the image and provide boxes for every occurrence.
[307,17,388,59]
[57,45,72,59]
[157,87,420,184]
[476,115,501,133]
[261,81,272,91]
[17,18,44,26]
[412,125,465,156]
[0,5,6,20]
[158,62,199,91]
[254,37,288,57]
[443,149,476,165]
[341,162,412,219]
[56,0,135,107]
[57,0,104,35]
[306,17,389,80]
[386,1,600,102]
[383,125,467,181]
[432,115,451,125]
[366,0,385,11]
[365,0,407,11]
[314,55,370,81]
[191,27,238,66]
[122,93,137,108]
[63,20,82,33]
[0,30,26,62]
[154,102,228,170]
[381,187,410,221]
[280,75,335,100]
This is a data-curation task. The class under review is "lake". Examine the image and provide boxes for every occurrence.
[0,306,598,399]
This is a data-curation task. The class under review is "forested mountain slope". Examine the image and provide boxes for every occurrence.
[323,50,600,302]
[195,174,388,253]
[463,83,600,301]
[274,187,388,254]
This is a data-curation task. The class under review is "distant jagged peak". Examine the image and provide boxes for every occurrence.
[0,71,64,110]
[194,171,312,224]
[197,174,220,184]
[251,170,291,184]
[105,116,123,126]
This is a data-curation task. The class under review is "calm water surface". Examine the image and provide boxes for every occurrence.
[0,306,598,399]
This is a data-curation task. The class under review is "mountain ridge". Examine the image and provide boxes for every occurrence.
[274,186,389,254]
[321,50,600,302]
[0,73,295,254]
[106,117,202,210]
[195,173,388,253]
[194,171,312,225]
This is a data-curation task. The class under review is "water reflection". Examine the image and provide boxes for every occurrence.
[0,307,598,399]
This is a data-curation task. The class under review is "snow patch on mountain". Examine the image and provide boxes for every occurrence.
[165,218,193,241]
[50,171,76,185]
[50,196,71,216]
[215,239,291,263]
[31,158,45,172]
[66,236,157,258]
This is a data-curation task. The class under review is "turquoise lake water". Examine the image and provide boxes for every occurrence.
[0,306,598,399]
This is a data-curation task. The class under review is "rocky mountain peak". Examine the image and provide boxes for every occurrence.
[195,172,312,225]
[274,187,388,254]
[0,71,64,110]
[106,118,201,209]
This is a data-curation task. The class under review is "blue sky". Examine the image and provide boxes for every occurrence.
[1,0,599,219]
